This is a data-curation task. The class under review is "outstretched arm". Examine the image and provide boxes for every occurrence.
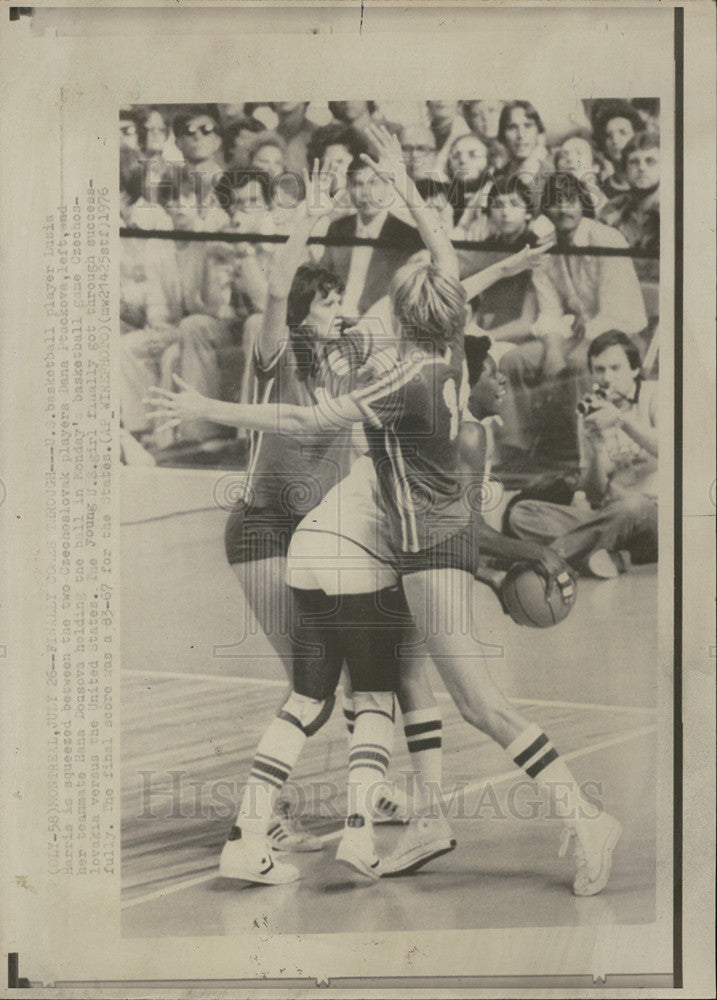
[257,160,335,366]
[460,243,552,302]
[361,123,459,279]
[146,375,365,437]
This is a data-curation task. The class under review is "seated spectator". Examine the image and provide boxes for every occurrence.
[247,131,304,232]
[270,101,318,174]
[427,100,474,179]
[600,132,659,281]
[498,172,647,462]
[172,105,226,206]
[247,130,287,180]
[631,98,660,134]
[592,100,645,199]
[131,107,172,205]
[305,124,364,259]
[119,172,182,440]
[496,100,551,195]
[328,101,400,155]
[445,133,489,224]
[506,330,657,578]
[216,167,276,298]
[459,179,543,355]
[398,122,438,181]
[222,115,266,169]
[320,154,423,316]
[462,99,509,171]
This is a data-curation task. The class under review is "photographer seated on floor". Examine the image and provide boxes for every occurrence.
[504,330,657,579]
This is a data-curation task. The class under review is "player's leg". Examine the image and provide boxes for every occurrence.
[225,510,324,851]
[394,566,621,894]
[334,589,404,878]
[218,587,344,883]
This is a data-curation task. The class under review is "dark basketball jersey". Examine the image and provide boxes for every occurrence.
[346,347,471,554]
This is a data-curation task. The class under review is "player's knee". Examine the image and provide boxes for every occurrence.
[352,690,395,721]
[279,690,336,737]
[454,692,508,735]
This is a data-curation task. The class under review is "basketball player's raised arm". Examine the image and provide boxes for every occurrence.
[257,161,336,366]
[360,124,458,280]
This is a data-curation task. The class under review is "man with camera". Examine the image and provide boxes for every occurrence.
[505,330,658,578]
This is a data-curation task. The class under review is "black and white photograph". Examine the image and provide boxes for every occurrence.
[1,3,715,995]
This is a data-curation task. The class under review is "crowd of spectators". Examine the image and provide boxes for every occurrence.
[119,98,661,482]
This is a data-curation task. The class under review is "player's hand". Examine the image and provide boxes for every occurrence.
[302,159,335,219]
[144,375,210,432]
[499,241,553,279]
[529,548,576,603]
[360,125,407,188]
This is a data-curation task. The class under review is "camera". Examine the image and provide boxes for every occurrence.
[576,386,607,417]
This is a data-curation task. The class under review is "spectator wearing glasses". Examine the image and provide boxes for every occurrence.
[497,172,647,462]
[270,102,318,175]
[172,105,225,210]
[398,122,438,181]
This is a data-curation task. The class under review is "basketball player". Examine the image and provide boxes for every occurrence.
[150,128,622,896]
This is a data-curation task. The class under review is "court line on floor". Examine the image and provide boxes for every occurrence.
[121,721,656,910]
[122,668,656,714]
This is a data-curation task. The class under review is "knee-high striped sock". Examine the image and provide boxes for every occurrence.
[403,706,443,816]
[342,690,355,737]
[506,723,596,830]
[235,715,307,837]
[347,693,395,823]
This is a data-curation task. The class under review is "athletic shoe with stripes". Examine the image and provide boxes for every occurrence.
[335,814,384,880]
[219,826,299,884]
[381,816,457,877]
[266,800,324,853]
[559,814,623,896]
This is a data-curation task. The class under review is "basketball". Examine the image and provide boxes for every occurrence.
[501,564,575,628]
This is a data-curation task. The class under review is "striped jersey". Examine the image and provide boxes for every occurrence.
[242,327,385,515]
[347,346,471,554]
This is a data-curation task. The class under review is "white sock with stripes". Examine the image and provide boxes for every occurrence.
[342,691,356,738]
[347,693,395,824]
[507,723,595,828]
[403,707,443,816]
[235,716,307,836]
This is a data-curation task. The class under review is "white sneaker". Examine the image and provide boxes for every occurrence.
[335,815,384,880]
[559,814,623,896]
[372,786,411,824]
[219,827,299,884]
[266,800,324,853]
[381,816,456,878]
